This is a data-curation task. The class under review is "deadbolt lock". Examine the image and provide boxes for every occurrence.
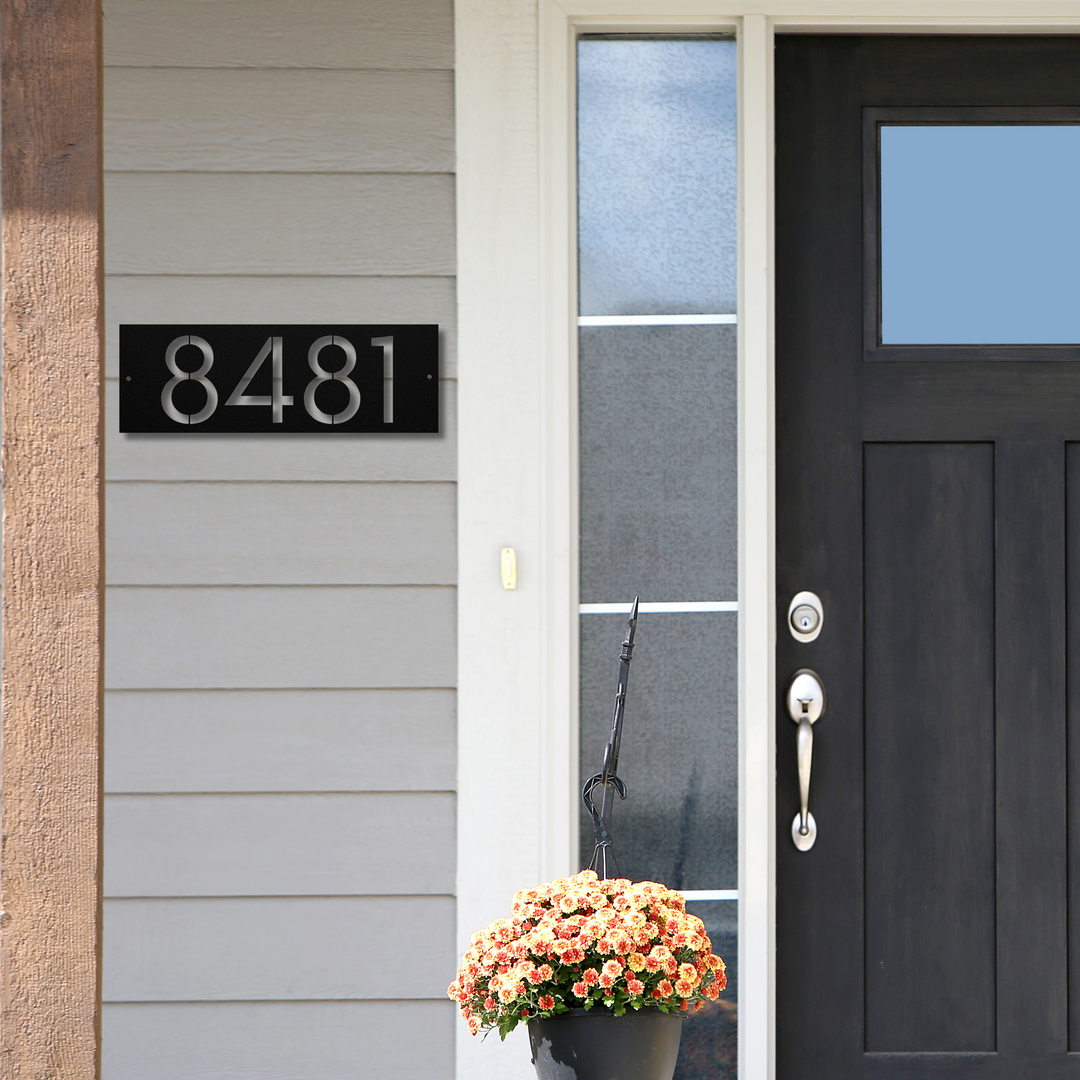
[787,591,824,643]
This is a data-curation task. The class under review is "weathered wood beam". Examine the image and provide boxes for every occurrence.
[1,0,105,1076]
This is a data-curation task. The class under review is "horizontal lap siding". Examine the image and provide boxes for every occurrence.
[103,897,455,1000]
[104,689,455,793]
[106,483,456,584]
[105,794,455,896]
[102,0,456,1076]
[104,0,453,69]
[103,1001,455,1080]
[105,70,455,173]
[106,586,455,688]
[106,174,455,276]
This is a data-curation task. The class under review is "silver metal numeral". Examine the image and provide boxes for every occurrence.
[304,335,361,425]
[161,335,218,425]
[225,336,294,423]
[371,335,393,424]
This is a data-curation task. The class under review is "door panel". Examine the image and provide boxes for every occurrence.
[864,443,996,1054]
[777,35,1080,1077]
[995,440,1068,1054]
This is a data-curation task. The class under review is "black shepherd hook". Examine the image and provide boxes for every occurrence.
[581,596,639,879]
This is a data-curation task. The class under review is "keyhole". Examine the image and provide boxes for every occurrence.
[791,604,820,634]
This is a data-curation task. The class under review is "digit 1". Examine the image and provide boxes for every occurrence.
[371,335,393,423]
[226,336,294,423]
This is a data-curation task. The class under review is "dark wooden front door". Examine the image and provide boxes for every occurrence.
[776,35,1080,1078]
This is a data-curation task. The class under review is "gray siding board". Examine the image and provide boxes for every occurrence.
[104,688,455,793]
[106,483,456,585]
[105,793,455,897]
[104,0,453,70]
[102,1000,455,1080]
[103,896,455,1000]
[106,70,454,173]
[105,585,455,689]
[106,275,457,378]
[105,173,455,276]
[107,379,456,481]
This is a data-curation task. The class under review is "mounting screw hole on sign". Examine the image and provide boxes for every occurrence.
[120,324,439,434]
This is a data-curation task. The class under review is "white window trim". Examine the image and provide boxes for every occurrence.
[455,6,1080,1080]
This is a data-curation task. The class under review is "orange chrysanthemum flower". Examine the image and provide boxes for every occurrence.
[678,962,700,986]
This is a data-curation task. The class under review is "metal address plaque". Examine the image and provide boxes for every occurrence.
[120,324,439,433]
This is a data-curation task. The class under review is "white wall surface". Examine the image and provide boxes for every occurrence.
[102,1,456,1076]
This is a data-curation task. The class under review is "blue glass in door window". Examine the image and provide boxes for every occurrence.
[881,125,1080,344]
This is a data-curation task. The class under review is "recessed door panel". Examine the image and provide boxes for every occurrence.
[864,443,996,1053]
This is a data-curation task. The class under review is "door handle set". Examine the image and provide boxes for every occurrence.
[786,592,825,850]
[787,667,825,852]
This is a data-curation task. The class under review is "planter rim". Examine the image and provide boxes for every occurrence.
[535,1006,686,1020]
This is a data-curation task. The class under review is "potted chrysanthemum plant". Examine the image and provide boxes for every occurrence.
[448,869,727,1080]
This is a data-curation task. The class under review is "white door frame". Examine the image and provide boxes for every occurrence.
[455,6,1080,1079]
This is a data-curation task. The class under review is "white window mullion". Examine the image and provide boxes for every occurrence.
[738,15,776,1080]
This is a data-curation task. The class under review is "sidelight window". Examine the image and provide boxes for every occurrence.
[576,34,738,1079]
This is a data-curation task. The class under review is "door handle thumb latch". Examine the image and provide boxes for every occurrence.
[786,669,825,851]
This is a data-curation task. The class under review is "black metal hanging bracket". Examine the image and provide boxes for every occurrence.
[581,595,639,879]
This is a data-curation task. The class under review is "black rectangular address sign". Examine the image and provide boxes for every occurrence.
[120,325,439,433]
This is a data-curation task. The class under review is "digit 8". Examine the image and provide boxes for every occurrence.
[304,335,361,425]
[161,335,218,425]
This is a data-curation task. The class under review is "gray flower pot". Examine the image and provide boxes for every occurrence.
[528,1007,684,1080]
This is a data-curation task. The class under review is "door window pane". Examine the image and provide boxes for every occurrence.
[881,125,1080,344]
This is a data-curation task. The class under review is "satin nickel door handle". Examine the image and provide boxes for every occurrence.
[787,669,825,851]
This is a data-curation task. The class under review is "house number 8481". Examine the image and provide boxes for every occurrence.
[160,333,393,426]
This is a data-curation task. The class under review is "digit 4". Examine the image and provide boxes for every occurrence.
[226,336,294,423]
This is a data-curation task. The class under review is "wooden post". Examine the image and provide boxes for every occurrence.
[1,0,105,1076]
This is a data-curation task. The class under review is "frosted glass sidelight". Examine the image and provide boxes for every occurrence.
[579,613,737,893]
[881,125,1080,344]
[577,37,737,317]
[578,325,737,604]
[576,48,738,1080]
[681,901,737,1080]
